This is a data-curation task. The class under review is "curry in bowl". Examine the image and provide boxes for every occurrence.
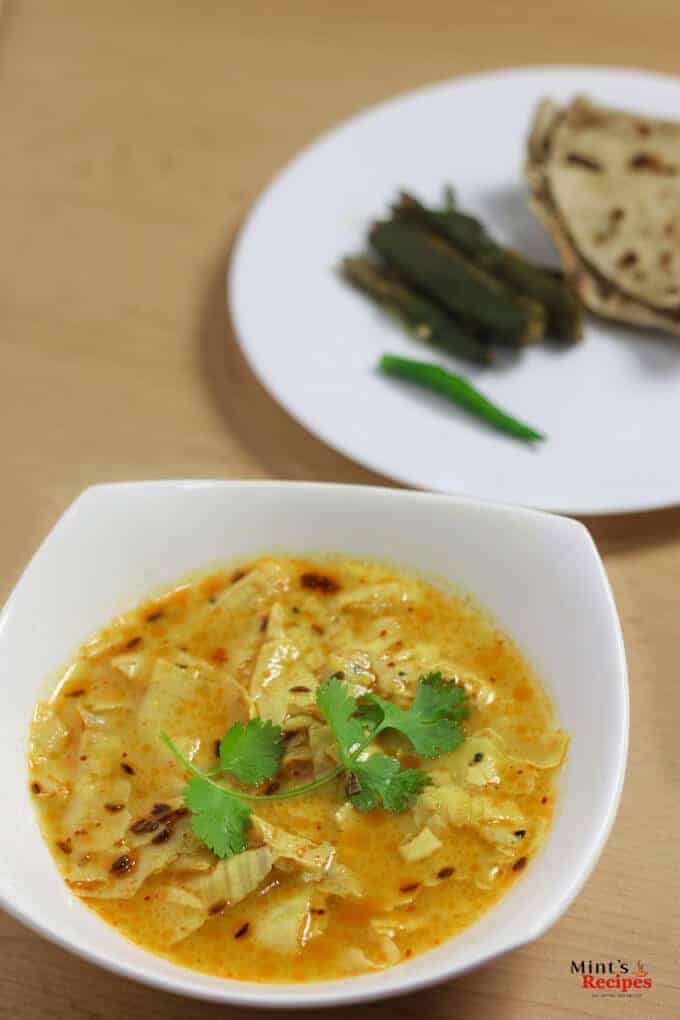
[28,555,567,982]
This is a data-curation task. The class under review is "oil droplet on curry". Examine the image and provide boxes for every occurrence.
[29,556,567,982]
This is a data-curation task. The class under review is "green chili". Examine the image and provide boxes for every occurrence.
[378,354,545,442]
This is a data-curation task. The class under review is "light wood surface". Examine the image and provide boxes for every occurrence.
[1,2,678,1017]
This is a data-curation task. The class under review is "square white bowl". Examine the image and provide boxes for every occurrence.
[0,481,628,1008]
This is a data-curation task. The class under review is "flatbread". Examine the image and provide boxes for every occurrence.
[526,95,680,334]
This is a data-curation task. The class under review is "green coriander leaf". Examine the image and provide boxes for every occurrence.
[353,698,383,730]
[316,675,366,764]
[358,672,469,757]
[184,775,252,858]
[219,718,283,785]
[415,671,469,722]
[350,753,431,813]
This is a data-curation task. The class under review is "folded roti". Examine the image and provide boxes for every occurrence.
[526,95,680,334]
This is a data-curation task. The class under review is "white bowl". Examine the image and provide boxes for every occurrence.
[0,481,628,1008]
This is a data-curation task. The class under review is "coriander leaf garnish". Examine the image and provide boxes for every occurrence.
[357,671,468,757]
[218,719,283,785]
[160,733,253,858]
[185,775,252,857]
[315,674,366,763]
[316,676,430,812]
[349,753,431,813]
[160,670,467,858]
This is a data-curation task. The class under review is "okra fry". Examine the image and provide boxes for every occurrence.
[341,256,493,366]
[378,353,545,442]
[369,220,545,346]
[394,192,582,341]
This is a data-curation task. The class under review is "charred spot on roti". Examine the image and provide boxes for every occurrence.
[565,152,602,171]
[629,152,677,175]
[617,251,638,269]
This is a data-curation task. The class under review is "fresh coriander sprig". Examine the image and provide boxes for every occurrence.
[161,727,345,858]
[316,675,432,812]
[356,671,469,757]
[160,673,467,858]
[216,718,285,785]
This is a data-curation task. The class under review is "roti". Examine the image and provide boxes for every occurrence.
[526,95,680,334]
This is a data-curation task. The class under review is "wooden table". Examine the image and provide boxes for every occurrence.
[1,2,677,1017]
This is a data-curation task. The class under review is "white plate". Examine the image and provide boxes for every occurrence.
[229,66,680,515]
[0,481,627,1006]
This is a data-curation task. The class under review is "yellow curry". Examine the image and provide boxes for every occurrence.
[28,556,567,982]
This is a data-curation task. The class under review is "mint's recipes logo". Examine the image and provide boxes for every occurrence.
[571,960,652,996]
